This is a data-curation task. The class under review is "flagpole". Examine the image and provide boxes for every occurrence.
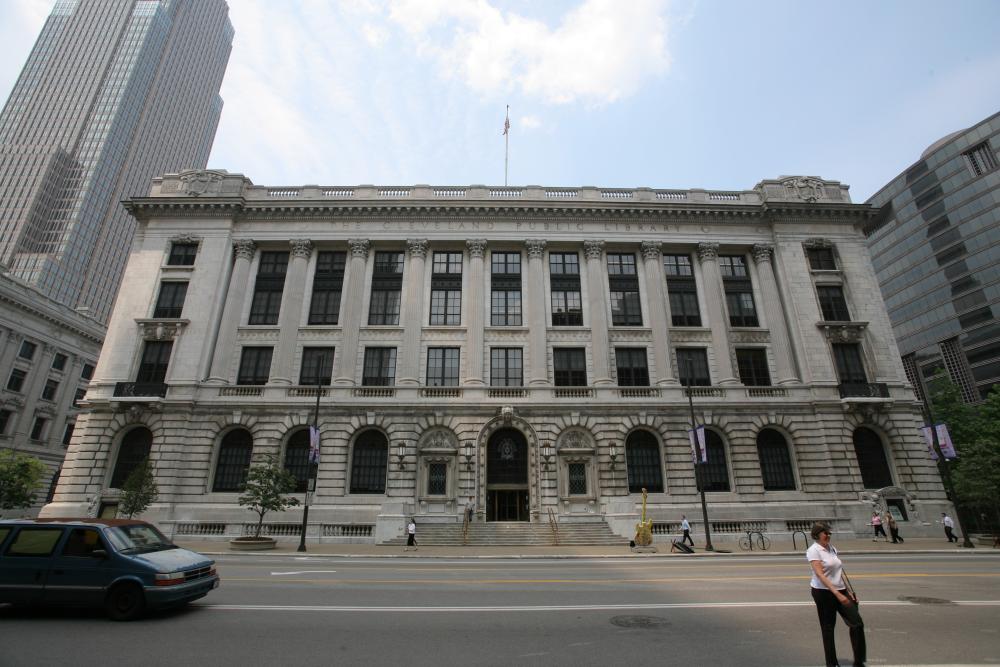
[297,353,325,552]
[504,105,509,187]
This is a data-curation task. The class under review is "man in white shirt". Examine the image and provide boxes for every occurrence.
[941,512,958,543]
[680,515,694,546]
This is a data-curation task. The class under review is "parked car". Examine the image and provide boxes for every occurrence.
[0,518,219,620]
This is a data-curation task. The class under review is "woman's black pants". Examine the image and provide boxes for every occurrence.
[811,587,866,666]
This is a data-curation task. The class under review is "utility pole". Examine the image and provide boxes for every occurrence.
[685,355,713,552]
[297,354,326,552]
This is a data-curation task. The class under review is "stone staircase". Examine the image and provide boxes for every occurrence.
[382,520,626,547]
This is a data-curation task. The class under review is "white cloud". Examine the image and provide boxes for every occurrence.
[362,23,388,47]
[387,0,672,105]
[519,114,541,129]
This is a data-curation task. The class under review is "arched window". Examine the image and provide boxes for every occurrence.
[696,430,730,492]
[213,429,253,492]
[853,427,893,489]
[284,430,311,492]
[110,427,152,488]
[756,428,795,490]
[625,430,663,493]
[350,430,388,494]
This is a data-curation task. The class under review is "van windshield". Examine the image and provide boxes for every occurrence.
[104,524,175,554]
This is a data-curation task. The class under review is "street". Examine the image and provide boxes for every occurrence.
[3,552,999,666]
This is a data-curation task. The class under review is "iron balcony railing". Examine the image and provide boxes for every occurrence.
[838,382,889,398]
[113,382,167,398]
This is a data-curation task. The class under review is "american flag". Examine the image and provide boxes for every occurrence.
[503,108,510,135]
[308,425,321,464]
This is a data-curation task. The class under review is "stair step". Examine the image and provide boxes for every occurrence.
[382,519,627,546]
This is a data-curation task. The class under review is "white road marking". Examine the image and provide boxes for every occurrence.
[269,570,338,576]
[198,600,1000,613]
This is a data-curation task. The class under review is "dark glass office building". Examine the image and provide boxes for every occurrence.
[866,112,1000,403]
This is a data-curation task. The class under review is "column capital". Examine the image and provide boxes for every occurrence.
[696,241,719,263]
[525,239,547,259]
[583,240,604,260]
[406,238,429,258]
[289,239,314,259]
[640,241,663,261]
[233,239,256,261]
[348,238,370,259]
[751,243,774,265]
[466,239,488,258]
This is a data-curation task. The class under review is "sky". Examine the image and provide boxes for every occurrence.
[1,0,999,202]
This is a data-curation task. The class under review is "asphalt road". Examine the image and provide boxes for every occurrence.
[3,552,999,666]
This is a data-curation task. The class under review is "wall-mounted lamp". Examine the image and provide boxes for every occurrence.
[541,444,554,471]
[609,445,620,470]
[395,443,407,469]
[462,441,474,470]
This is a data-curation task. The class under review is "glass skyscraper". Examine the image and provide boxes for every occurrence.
[0,0,233,322]
[866,112,1000,403]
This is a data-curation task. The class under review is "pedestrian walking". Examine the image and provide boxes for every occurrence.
[941,512,958,543]
[680,515,694,546]
[885,512,903,544]
[405,518,417,551]
[465,496,476,523]
[807,522,866,667]
[870,512,887,542]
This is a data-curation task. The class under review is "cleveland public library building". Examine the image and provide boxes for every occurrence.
[42,171,952,544]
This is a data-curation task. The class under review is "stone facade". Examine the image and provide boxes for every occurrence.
[42,172,950,543]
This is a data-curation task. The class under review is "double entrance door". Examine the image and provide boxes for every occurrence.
[486,428,529,522]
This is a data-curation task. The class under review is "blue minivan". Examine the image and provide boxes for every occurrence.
[0,518,219,620]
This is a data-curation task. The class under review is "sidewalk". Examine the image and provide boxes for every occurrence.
[175,536,998,559]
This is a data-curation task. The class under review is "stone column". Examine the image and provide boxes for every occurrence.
[206,240,256,384]
[696,242,736,384]
[270,239,313,385]
[397,239,428,386]
[464,239,487,385]
[0,330,22,379]
[584,240,612,385]
[752,243,799,384]
[525,239,549,385]
[641,241,675,385]
[15,343,53,441]
[333,239,370,386]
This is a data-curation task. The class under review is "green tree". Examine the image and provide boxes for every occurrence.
[238,454,299,539]
[118,458,159,519]
[0,449,48,510]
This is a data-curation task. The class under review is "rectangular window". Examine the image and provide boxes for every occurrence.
[491,251,522,326]
[964,141,998,177]
[817,285,851,321]
[807,247,837,271]
[6,528,63,556]
[30,417,46,441]
[308,251,346,325]
[136,341,173,384]
[434,251,464,275]
[18,340,36,360]
[299,347,334,386]
[615,348,650,386]
[550,252,582,326]
[62,422,75,446]
[721,255,758,327]
[568,463,587,495]
[51,353,68,371]
[362,347,397,386]
[427,462,447,495]
[490,348,523,387]
[833,343,868,384]
[426,347,460,387]
[167,242,198,266]
[664,254,701,326]
[248,251,288,325]
[369,251,404,325]
[153,281,188,318]
[237,347,273,385]
[41,378,59,401]
[81,363,94,380]
[74,387,86,406]
[0,409,11,435]
[608,253,642,326]
[7,368,27,392]
[677,349,711,386]
[430,251,463,326]
[736,349,771,386]
[554,348,587,386]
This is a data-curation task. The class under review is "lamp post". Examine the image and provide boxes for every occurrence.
[297,354,326,553]
[684,355,714,552]
[921,399,974,549]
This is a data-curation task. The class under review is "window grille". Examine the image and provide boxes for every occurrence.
[756,429,795,490]
[111,428,152,488]
[625,430,663,493]
[350,431,388,494]
[213,430,253,492]
[568,463,587,495]
[427,463,447,495]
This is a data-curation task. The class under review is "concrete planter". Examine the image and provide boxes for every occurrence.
[229,536,277,551]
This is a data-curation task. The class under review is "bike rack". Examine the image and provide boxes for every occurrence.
[792,530,807,550]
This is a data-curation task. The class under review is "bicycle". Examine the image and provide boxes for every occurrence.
[738,530,771,551]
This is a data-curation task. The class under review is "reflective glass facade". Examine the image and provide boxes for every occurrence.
[0,0,232,322]
[866,112,1000,401]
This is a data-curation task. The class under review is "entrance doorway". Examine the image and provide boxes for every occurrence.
[486,428,529,522]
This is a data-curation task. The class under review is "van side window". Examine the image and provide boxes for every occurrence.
[5,528,64,556]
[0,527,11,545]
[61,528,103,557]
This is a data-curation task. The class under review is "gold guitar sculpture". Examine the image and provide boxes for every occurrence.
[634,487,653,546]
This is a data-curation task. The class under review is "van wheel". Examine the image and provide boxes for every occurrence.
[106,583,145,621]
